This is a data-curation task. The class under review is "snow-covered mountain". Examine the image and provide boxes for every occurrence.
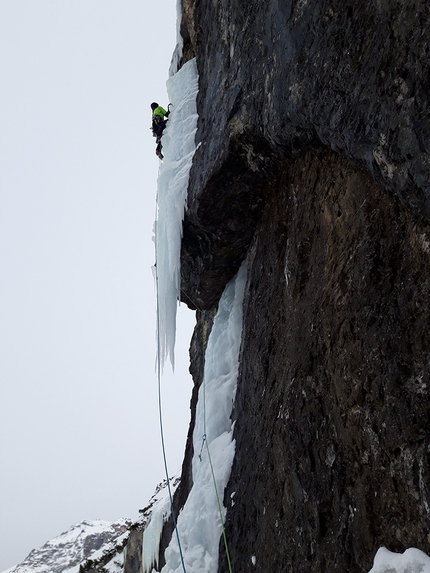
[2,518,132,573]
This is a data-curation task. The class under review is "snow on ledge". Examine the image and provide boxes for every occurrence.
[368,547,430,573]
[154,58,199,369]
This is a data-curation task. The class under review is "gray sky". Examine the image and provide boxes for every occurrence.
[0,1,195,570]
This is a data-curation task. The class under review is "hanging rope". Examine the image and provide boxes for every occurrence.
[202,345,234,573]
[181,289,234,573]
[155,272,187,573]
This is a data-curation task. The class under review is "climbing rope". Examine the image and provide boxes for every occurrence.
[181,289,234,573]
[155,273,188,573]
[202,348,234,573]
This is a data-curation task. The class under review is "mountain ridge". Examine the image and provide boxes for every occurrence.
[2,518,132,573]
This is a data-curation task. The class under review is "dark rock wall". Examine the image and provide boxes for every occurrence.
[221,148,430,572]
[180,0,430,306]
[152,1,430,571]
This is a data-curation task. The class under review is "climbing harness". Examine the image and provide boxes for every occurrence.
[151,104,172,160]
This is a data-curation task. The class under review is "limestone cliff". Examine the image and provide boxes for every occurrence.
[178,0,430,571]
[135,1,430,572]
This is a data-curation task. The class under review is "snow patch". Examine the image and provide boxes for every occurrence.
[369,547,430,573]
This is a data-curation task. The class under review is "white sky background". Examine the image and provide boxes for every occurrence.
[0,1,195,570]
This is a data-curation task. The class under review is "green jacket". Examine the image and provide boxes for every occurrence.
[152,106,167,119]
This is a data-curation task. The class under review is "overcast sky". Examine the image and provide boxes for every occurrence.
[0,2,195,570]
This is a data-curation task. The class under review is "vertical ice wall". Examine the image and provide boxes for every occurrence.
[169,0,184,76]
[157,262,247,573]
[154,58,198,368]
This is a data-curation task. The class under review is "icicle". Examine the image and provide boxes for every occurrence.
[142,493,171,573]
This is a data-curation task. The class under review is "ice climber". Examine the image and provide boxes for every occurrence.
[151,102,170,159]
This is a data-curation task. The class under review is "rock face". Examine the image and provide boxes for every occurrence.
[171,0,430,572]
[180,0,430,308]
[221,148,430,572]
